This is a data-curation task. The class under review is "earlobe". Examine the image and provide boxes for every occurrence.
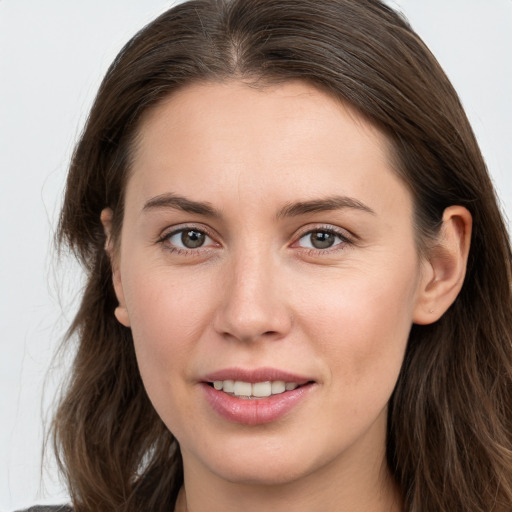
[413,206,472,325]
[100,208,131,328]
[114,305,131,327]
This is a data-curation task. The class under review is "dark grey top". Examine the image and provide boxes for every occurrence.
[15,507,72,512]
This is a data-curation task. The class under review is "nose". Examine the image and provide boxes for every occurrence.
[213,249,293,343]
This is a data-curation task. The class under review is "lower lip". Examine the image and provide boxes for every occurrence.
[201,383,314,425]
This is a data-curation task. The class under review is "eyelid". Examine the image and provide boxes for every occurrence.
[294,224,354,241]
[157,223,220,251]
[156,222,354,254]
[291,224,355,251]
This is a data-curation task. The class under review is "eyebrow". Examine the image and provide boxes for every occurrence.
[276,195,375,218]
[142,193,220,217]
[142,192,375,219]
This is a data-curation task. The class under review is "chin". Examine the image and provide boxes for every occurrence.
[187,434,331,488]
[211,458,313,487]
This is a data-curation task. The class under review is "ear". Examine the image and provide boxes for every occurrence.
[413,206,472,325]
[100,208,131,327]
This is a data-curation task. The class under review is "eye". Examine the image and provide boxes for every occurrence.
[164,228,214,249]
[296,229,345,250]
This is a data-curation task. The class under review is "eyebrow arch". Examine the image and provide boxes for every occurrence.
[142,193,220,217]
[277,195,375,219]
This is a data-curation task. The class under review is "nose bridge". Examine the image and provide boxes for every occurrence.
[214,241,291,342]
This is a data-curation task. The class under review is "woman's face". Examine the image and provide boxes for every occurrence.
[112,81,429,487]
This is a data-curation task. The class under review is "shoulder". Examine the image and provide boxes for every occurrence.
[15,507,72,512]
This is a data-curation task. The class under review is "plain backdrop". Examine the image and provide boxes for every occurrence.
[1,1,511,510]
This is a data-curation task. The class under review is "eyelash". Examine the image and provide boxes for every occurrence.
[293,225,353,255]
[157,224,353,256]
[157,225,218,256]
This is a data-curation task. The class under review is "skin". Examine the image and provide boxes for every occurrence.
[102,81,471,512]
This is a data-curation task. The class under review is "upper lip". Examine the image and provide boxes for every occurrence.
[201,367,313,384]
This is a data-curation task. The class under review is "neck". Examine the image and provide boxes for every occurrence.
[176,478,402,512]
[177,442,403,512]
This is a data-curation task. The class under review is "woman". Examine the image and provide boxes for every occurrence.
[21,0,512,511]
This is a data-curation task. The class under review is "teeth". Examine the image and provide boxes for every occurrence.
[252,381,271,397]
[223,380,235,393]
[233,381,252,397]
[271,381,286,394]
[211,379,301,398]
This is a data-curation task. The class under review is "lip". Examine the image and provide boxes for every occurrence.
[201,367,312,385]
[200,367,315,425]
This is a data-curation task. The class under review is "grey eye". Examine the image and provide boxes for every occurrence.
[298,230,342,250]
[182,230,205,248]
[168,229,211,249]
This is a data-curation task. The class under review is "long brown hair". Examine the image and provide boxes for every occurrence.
[54,1,512,510]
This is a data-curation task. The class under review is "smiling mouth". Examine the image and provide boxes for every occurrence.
[203,374,315,424]
[208,380,310,399]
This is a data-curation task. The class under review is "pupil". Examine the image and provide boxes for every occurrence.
[182,230,205,248]
[311,231,334,249]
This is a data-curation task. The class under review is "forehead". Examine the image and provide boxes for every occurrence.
[127,80,412,221]
[133,80,388,163]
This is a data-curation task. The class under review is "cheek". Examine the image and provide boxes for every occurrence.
[299,258,419,394]
[122,264,214,386]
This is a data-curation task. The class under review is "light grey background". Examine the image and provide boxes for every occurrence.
[1,1,511,510]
